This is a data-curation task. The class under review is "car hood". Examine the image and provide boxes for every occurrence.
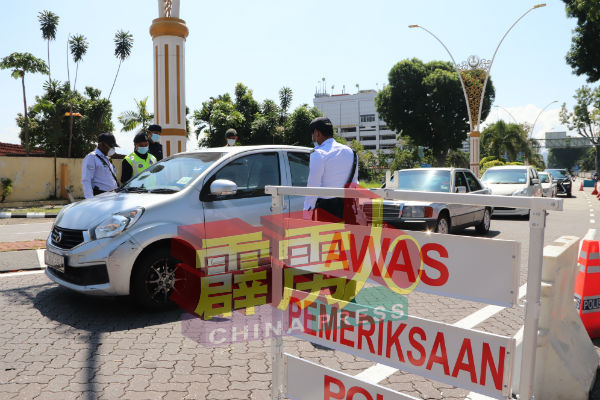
[55,191,178,230]
[484,183,527,196]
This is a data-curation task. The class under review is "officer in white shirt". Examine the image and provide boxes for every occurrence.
[304,117,358,221]
[81,133,120,199]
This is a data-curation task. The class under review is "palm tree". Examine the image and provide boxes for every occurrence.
[0,52,48,155]
[118,97,154,133]
[482,120,532,162]
[108,30,133,100]
[279,86,293,124]
[38,10,59,82]
[67,34,88,157]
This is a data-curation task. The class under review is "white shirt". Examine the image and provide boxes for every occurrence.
[303,138,358,211]
[81,148,118,199]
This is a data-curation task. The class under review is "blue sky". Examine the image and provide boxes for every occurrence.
[0,0,590,154]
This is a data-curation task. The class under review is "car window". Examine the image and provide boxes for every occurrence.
[539,173,549,183]
[464,171,482,192]
[454,172,467,191]
[481,169,528,184]
[209,152,280,199]
[288,152,310,186]
[397,170,451,192]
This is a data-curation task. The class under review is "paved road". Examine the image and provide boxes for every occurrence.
[0,221,53,243]
[0,187,598,399]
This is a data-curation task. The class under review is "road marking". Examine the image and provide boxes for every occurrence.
[0,270,45,277]
[36,249,46,269]
[591,219,596,224]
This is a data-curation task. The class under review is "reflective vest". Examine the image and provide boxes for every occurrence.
[125,152,157,176]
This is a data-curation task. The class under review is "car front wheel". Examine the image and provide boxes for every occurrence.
[475,208,491,234]
[435,214,451,234]
[131,246,178,309]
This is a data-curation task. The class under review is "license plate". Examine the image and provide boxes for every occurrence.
[45,250,64,273]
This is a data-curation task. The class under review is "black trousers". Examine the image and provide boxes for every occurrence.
[314,197,344,221]
[93,186,106,196]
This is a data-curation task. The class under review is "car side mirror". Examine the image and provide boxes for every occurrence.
[210,179,237,196]
[455,186,467,193]
[531,178,540,185]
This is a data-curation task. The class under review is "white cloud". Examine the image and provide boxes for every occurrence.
[0,125,20,144]
[482,104,572,140]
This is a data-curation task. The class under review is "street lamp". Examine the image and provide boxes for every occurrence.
[409,3,546,177]
[494,105,518,124]
[530,100,558,139]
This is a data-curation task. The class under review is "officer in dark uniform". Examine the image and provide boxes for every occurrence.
[147,124,163,161]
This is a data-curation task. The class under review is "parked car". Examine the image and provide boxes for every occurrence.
[546,169,573,197]
[361,168,492,235]
[480,165,543,217]
[538,172,557,197]
[45,145,313,309]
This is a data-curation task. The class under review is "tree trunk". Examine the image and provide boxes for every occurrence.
[435,149,447,167]
[68,102,74,158]
[47,40,51,82]
[595,144,600,173]
[108,60,122,100]
[21,74,29,156]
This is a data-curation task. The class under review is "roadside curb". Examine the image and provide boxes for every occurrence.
[0,241,46,252]
[0,213,58,219]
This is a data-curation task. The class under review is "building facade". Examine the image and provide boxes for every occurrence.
[313,90,399,154]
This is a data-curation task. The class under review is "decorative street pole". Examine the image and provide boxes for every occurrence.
[530,100,558,140]
[409,3,546,176]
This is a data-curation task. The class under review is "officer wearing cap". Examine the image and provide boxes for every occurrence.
[147,124,163,161]
[81,133,120,199]
[304,117,358,221]
[121,133,158,184]
[225,128,239,146]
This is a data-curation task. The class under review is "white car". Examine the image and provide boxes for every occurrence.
[480,165,543,217]
[538,172,557,197]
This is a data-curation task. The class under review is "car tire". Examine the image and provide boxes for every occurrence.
[475,208,491,235]
[567,189,572,198]
[131,246,178,310]
[435,214,451,234]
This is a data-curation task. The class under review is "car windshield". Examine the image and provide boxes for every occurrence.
[121,152,224,193]
[538,173,550,183]
[396,170,451,192]
[481,169,527,184]
[547,169,569,179]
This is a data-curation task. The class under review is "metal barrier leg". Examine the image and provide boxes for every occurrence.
[271,193,285,400]
[519,209,546,399]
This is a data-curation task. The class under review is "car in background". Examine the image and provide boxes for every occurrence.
[480,165,543,217]
[538,171,557,197]
[546,169,573,197]
[361,168,492,235]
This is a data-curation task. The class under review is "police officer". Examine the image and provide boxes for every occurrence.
[81,133,120,199]
[121,132,158,184]
[304,117,358,221]
[225,128,239,146]
[147,124,163,161]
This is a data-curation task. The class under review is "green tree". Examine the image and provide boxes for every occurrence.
[446,149,470,168]
[118,97,154,133]
[562,0,600,82]
[578,147,596,170]
[376,58,495,166]
[194,95,244,147]
[251,99,281,144]
[481,120,532,162]
[234,83,260,141]
[108,30,133,99]
[547,148,587,169]
[559,85,600,171]
[279,86,293,124]
[67,34,89,157]
[0,52,49,155]
[18,82,113,158]
[38,10,59,82]
[284,105,322,147]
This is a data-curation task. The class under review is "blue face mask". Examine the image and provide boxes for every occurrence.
[137,146,149,155]
[152,134,160,142]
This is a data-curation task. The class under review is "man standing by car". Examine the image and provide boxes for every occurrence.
[81,133,120,198]
[147,124,163,161]
[304,117,358,222]
[121,133,157,184]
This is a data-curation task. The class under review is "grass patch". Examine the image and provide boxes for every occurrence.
[1,206,63,214]
[359,181,383,189]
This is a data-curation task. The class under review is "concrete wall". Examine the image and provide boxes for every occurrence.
[0,156,123,202]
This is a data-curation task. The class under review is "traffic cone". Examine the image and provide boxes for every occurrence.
[593,181,598,195]
[581,181,585,191]
[575,240,600,338]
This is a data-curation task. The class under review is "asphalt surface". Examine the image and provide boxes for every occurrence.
[0,221,53,243]
[0,187,598,399]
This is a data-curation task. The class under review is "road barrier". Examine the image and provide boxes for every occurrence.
[513,236,598,399]
[265,185,563,400]
[575,239,600,339]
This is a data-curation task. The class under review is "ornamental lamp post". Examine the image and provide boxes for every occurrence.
[530,100,558,140]
[409,3,546,177]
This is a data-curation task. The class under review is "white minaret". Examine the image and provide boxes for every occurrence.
[150,0,188,156]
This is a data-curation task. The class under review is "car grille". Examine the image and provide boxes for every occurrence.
[50,226,85,249]
[362,203,401,221]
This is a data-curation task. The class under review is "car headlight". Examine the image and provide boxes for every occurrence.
[512,188,528,196]
[401,206,433,218]
[92,207,144,240]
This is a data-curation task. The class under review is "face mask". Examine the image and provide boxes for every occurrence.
[137,146,149,155]
[152,134,161,142]
[227,139,236,146]
[107,148,116,157]
[313,142,319,148]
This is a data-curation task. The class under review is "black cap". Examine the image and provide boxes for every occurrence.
[225,128,238,138]
[134,133,148,144]
[148,124,162,132]
[309,117,333,136]
[98,132,119,147]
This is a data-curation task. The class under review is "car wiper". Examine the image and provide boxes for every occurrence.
[149,188,179,194]
[121,186,149,193]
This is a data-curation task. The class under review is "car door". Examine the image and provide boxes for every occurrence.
[528,168,542,197]
[451,171,471,227]
[201,151,282,226]
[463,170,486,224]
[285,151,311,214]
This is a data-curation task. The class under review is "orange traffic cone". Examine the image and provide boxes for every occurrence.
[575,240,600,338]
[593,181,598,195]
[581,181,585,191]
